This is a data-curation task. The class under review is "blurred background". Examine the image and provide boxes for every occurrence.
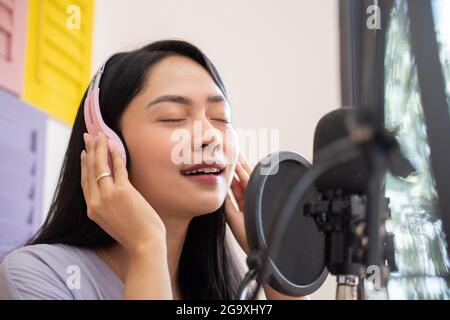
[0,0,449,299]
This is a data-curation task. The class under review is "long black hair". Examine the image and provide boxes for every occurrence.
[27,39,242,299]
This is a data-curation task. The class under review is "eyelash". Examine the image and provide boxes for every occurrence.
[212,119,232,124]
[160,119,186,123]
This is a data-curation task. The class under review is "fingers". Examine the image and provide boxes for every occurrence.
[238,153,253,175]
[235,153,253,190]
[230,152,254,212]
[80,150,90,200]
[81,132,129,200]
[231,175,243,199]
[224,192,250,255]
[234,162,249,189]
[83,133,100,201]
[94,132,114,193]
[111,144,128,184]
[231,175,245,211]
[224,194,239,233]
[224,192,239,217]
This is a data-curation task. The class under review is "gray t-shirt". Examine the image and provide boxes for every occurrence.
[0,243,124,300]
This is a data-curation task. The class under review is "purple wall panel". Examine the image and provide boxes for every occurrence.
[0,89,46,260]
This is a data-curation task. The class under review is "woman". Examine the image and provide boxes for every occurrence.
[0,39,305,300]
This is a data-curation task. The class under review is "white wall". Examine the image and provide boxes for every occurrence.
[92,0,341,162]
[43,0,341,299]
[42,118,71,221]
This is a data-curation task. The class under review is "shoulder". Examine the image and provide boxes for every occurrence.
[3,243,83,262]
[0,244,90,300]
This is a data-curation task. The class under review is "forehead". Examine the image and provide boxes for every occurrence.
[144,55,222,96]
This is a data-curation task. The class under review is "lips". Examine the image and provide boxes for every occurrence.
[180,162,225,176]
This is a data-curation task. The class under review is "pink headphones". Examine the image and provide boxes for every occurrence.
[84,60,128,172]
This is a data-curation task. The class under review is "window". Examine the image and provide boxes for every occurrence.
[433,0,450,104]
[384,0,450,299]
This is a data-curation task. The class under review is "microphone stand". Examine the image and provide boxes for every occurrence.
[304,189,391,300]
[304,113,408,300]
[238,109,411,301]
[336,275,359,300]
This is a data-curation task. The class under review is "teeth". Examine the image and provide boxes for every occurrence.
[183,167,221,175]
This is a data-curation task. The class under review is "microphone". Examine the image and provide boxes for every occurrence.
[314,107,414,193]
[241,107,414,300]
[313,107,369,194]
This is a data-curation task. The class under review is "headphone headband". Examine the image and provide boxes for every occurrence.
[84,55,128,170]
[87,56,110,97]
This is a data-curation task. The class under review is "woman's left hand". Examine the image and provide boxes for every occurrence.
[224,153,253,255]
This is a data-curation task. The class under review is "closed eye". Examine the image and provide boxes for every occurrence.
[160,119,187,123]
[211,119,232,124]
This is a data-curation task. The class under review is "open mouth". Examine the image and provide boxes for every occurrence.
[181,167,225,176]
[180,163,226,180]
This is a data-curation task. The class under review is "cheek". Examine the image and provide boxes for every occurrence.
[126,128,185,210]
[127,129,177,179]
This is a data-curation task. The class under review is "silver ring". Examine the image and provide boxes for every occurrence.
[96,172,112,183]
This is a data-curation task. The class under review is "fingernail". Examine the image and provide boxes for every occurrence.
[80,150,86,159]
[83,133,88,143]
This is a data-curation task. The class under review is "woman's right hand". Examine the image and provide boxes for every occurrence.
[80,132,166,257]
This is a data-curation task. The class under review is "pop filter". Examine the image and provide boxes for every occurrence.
[244,151,328,296]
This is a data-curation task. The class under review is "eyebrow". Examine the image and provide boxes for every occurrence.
[146,94,226,108]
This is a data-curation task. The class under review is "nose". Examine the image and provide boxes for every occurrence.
[192,117,222,156]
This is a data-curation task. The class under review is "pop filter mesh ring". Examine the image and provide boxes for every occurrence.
[244,151,329,297]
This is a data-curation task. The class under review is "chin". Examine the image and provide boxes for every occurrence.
[190,197,225,216]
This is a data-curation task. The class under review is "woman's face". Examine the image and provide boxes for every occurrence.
[119,55,238,219]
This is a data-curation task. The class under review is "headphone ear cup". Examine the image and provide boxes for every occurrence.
[84,86,128,171]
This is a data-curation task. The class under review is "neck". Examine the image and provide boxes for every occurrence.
[94,215,191,298]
